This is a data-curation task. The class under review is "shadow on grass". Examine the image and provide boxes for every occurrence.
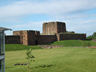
[35,64,55,68]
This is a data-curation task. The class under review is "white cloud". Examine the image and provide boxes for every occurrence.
[0,0,96,36]
[0,0,96,18]
[11,21,43,32]
[8,18,96,36]
[66,19,96,36]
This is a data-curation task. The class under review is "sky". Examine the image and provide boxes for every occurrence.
[0,0,96,36]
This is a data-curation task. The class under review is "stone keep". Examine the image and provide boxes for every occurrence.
[43,22,66,35]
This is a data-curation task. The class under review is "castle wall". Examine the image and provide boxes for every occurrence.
[57,34,86,41]
[5,21,86,45]
[22,31,28,45]
[5,35,20,44]
[43,22,57,35]
[57,22,66,33]
[27,31,40,45]
[38,35,57,45]
[43,22,66,35]
[13,30,40,45]
[13,30,57,45]
[13,31,24,44]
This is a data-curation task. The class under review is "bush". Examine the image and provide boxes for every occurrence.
[87,32,96,40]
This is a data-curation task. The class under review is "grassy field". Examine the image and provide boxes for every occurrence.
[5,44,42,51]
[5,40,96,51]
[5,45,96,72]
[52,40,96,47]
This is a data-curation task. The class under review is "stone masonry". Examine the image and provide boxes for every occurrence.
[6,21,86,45]
[13,30,40,45]
[56,33,86,41]
[5,35,20,44]
[43,22,66,35]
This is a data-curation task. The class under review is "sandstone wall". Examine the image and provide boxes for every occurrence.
[13,31,24,44]
[13,30,40,45]
[43,22,57,35]
[57,34,86,41]
[5,35,20,44]
[27,31,40,45]
[22,31,28,45]
[57,22,66,33]
[38,35,57,45]
[43,22,66,35]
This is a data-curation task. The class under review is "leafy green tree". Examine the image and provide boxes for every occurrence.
[93,32,96,39]
[87,32,96,40]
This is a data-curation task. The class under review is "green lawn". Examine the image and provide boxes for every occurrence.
[52,40,96,47]
[5,46,96,72]
[5,44,42,51]
[5,40,96,52]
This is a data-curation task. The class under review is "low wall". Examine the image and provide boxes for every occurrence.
[5,35,20,44]
[38,35,57,45]
[57,34,86,41]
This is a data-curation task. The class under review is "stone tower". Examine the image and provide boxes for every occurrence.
[43,22,66,35]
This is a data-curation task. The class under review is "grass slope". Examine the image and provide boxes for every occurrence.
[6,47,96,72]
[5,40,96,51]
[5,44,42,51]
[52,40,96,47]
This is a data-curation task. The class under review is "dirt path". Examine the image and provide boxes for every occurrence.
[89,46,96,48]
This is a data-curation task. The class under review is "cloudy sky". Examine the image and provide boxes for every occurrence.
[0,0,96,36]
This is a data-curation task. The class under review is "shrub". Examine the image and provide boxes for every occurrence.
[26,49,35,72]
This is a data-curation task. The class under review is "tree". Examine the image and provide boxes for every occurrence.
[93,32,96,39]
[26,49,35,72]
[87,32,96,40]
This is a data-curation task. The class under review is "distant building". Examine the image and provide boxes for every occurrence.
[5,21,86,45]
[0,27,11,72]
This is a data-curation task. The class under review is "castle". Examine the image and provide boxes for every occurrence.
[5,22,86,45]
